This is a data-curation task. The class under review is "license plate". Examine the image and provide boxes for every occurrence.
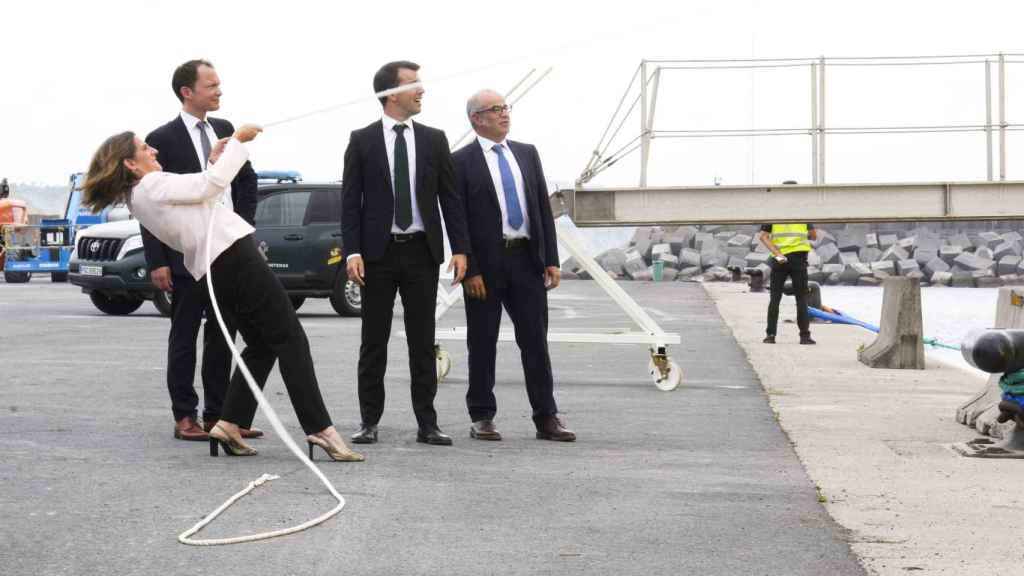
[80,265,102,276]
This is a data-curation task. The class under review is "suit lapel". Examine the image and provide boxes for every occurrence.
[508,141,537,219]
[172,116,203,173]
[472,141,501,213]
[413,121,426,209]
[369,120,393,196]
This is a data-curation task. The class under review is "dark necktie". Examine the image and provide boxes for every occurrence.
[493,144,523,230]
[197,120,212,169]
[393,124,412,230]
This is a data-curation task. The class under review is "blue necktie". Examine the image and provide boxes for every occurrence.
[493,144,523,230]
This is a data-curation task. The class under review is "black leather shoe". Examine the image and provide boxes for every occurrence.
[469,420,502,441]
[351,424,378,444]
[763,335,776,344]
[800,336,816,345]
[536,416,576,442]
[416,428,453,446]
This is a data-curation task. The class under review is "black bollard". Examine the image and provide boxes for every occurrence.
[960,329,1024,374]
[747,268,764,292]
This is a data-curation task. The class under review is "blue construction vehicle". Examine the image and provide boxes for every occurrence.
[2,173,115,283]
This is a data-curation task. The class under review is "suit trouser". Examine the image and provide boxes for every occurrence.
[214,236,332,435]
[357,236,439,430]
[166,273,233,422]
[766,250,811,337]
[464,245,558,425]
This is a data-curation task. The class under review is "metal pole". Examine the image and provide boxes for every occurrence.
[811,63,818,184]
[648,66,661,130]
[640,59,650,187]
[818,56,826,183]
[999,53,1006,181]
[986,59,993,181]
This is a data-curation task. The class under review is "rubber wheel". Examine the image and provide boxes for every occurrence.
[51,272,68,283]
[290,295,306,311]
[648,358,682,391]
[152,290,172,317]
[329,275,361,317]
[89,291,144,315]
[4,270,30,283]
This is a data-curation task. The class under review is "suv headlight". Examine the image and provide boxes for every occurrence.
[116,235,144,260]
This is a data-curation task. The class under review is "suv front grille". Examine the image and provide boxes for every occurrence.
[77,237,123,262]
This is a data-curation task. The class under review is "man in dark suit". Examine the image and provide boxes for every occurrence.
[141,59,262,441]
[452,89,575,442]
[342,60,469,446]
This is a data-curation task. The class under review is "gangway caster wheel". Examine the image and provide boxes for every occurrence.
[648,350,682,391]
[435,344,452,383]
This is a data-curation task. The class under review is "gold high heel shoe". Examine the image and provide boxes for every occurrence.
[307,435,364,462]
[209,424,258,457]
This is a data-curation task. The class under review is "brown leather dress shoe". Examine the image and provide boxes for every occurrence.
[174,416,209,441]
[536,416,576,442]
[203,419,264,439]
[470,420,502,441]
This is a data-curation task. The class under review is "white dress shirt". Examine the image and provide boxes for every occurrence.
[180,110,234,212]
[382,114,423,233]
[129,138,254,281]
[477,135,530,239]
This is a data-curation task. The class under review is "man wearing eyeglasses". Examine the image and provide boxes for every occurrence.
[341,61,470,446]
[452,89,575,442]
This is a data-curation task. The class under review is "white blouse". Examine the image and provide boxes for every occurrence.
[129,138,255,280]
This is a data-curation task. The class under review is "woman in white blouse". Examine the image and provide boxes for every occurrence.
[81,125,363,463]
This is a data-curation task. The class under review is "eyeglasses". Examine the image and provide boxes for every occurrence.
[474,104,511,115]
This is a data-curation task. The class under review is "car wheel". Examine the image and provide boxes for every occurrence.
[152,290,172,317]
[290,295,306,311]
[89,291,144,315]
[329,274,361,317]
[51,272,68,283]
[4,270,30,283]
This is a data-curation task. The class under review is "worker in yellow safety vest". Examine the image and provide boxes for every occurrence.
[757,223,817,345]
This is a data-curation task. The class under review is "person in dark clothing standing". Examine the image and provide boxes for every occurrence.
[341,61,470,446]
[758,223,817,345]
[140,59,261,441]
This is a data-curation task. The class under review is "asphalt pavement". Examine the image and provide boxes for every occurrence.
[0,277,864,575]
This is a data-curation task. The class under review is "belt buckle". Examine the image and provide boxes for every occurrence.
[504,237,522,248]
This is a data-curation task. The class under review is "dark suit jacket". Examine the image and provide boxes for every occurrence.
[140,115,259,275]
[452,139,559,281]
[341,119,469,265]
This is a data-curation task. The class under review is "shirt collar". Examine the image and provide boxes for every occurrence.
[477,134,507,152]
[382,114,413,133]
[180,110,207,129]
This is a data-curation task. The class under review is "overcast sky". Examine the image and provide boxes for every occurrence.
[4,0,1024,188]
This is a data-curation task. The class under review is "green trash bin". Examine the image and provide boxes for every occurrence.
[653,260,664,281]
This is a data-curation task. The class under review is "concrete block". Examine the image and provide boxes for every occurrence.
[725,246,749,259]
[976,246,996,261]
[655,253,680,269]
[677,266,702,280]
[1001,231,1024,245]
[858,277,925,369]
[857,276,881,286]
[839,252,861,266]
[896,259,920,275]
[836,231,864,252]
[924,257,951,276]
[679,248,702,268]
[858,246,883,263]
[979,231,1002,249]
[914,249,938,266]
[714,231,735,243]
[596,248,628,276]
[915,235,942,252]
[1003,274,1024,285]
[699,237,723,254]
[905,270,926,281]
[727,256,746,270]
[822,263,845,276]
[878,233,898,249]
[953,252,996,272]
[807,266,826,283]
[701,251,727,269]
[693,232,713,253]
[753,262,772,280]
[939,244,963,264]
[993,241,1021,260]
[897,236,916,249]
[951,269,975,287]
[972,269,995,281]
[838,265,860,285]
[947,233,972,249]
[977,276,1004,288]
[727,234,751,248]
[745,251,771,267]
[879,245,910,263]
[826,273,842,285]
[660,268,679,282]
[864,232,879,248]
[704,266,732,282]
[870,260,896,274]
[998,255,1021,276]
[561,257,580,273]
[850,262,872,276]
[815,242,841,264]
[930,270,953,286]
[561,270,580,280]
[623,250,648,279]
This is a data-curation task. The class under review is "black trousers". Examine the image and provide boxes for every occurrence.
[464,246,557,425]
[357,235,439,430]
[166,273,232,422]
[767,250,811,337]
[213,236,332,435]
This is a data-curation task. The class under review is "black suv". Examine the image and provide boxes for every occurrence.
[69,182,360,316]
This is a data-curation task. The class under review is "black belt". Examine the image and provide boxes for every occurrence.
[390,232,426,243]
[503,237,529,249]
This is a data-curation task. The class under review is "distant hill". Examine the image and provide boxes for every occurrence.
[8,182,69,219]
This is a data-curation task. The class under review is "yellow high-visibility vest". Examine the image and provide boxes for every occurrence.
[770,224,812,255]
